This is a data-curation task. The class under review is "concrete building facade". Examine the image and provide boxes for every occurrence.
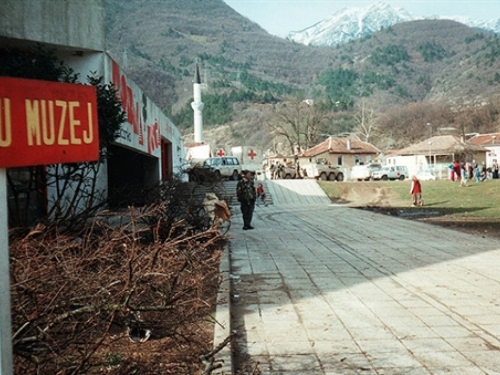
[1,0,185,215]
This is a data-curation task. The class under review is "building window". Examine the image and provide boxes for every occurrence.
[337,155,343,166]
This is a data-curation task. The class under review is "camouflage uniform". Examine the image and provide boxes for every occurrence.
[236,174,256,229]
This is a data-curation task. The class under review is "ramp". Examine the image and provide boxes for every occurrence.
[266,179,332,206]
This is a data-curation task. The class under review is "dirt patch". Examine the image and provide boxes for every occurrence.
[334,182,500,240]
[333,182,406,207]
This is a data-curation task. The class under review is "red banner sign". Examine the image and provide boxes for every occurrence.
[0,77,99,168]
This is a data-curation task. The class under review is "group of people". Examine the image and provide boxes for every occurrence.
[266,161,302,179]
[268,163,285,179]
[238,159,499,226]
[236,170,267,230]
[410,158,499,207]
[449,159,499,185]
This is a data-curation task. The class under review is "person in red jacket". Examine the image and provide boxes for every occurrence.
[453,160,461,182]
[410,175,423,207]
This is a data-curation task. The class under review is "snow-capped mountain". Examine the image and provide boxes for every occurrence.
[461,18,500,34]
[288,2,500,47]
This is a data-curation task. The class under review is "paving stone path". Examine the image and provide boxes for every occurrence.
[229,179,500,375]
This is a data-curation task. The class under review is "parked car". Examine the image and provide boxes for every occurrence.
[372,165,409,181]
[351,163,382,181]
[203,156,242,180]
[416,172,436,181]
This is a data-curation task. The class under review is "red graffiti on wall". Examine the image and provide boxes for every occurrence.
[112,60,143,145]
[147,120,161,154]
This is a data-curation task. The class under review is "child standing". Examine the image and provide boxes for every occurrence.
[410,175,423,207]
[256,183,268,206]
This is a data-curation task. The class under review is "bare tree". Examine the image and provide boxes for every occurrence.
[268,98,330,154]
[455,98,500,136]
[352,98,379,142]
[374,101,458,150]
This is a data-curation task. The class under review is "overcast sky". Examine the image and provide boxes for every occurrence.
[223,0,500,37]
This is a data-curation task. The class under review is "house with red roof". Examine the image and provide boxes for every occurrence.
[297,136,380,173]
[468,132,500,168]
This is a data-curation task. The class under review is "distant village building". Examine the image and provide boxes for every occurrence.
[298,136,380,171]
[385,135,488,178]
[468,132,500,168]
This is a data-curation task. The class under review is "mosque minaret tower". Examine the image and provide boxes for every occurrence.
[191,63,204,143]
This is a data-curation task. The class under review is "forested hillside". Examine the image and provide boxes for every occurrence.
[105,0,500,152]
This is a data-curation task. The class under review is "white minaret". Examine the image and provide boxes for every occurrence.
[191,64,204,143]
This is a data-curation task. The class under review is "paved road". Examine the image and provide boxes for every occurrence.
[228,179,500,374]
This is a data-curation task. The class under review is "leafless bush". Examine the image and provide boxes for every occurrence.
[10,208,225,374]
[139,174,228,241]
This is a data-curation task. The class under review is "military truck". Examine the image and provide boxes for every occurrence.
[282,166,298,179]
[270,163,298,179]
[302,159,344,181]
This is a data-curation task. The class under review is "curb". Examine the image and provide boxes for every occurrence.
[212,242,233,374]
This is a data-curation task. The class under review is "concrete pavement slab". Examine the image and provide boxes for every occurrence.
[229,180,500,374]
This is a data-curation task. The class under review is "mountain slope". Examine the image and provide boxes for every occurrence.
[288,1,500,47]
[105,0,338,113]
[104,0,500,152]
[340,19,500,105]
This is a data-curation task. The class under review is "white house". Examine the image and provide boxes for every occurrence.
[384,135,488,179]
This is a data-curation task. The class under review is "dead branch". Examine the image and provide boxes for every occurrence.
[200,334,233,375]
[10,204,225,374]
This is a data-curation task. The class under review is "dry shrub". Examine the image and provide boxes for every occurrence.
[10,207,225,374]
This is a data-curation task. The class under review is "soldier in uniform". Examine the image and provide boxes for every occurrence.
[236,170,257,230]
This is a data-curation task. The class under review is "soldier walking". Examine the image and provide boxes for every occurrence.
[237,170,257,230]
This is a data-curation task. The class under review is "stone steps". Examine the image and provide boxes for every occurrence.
[192,179,273,208]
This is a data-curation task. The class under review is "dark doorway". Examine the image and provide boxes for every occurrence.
[107,145,159,208]
[161,139,172,180]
